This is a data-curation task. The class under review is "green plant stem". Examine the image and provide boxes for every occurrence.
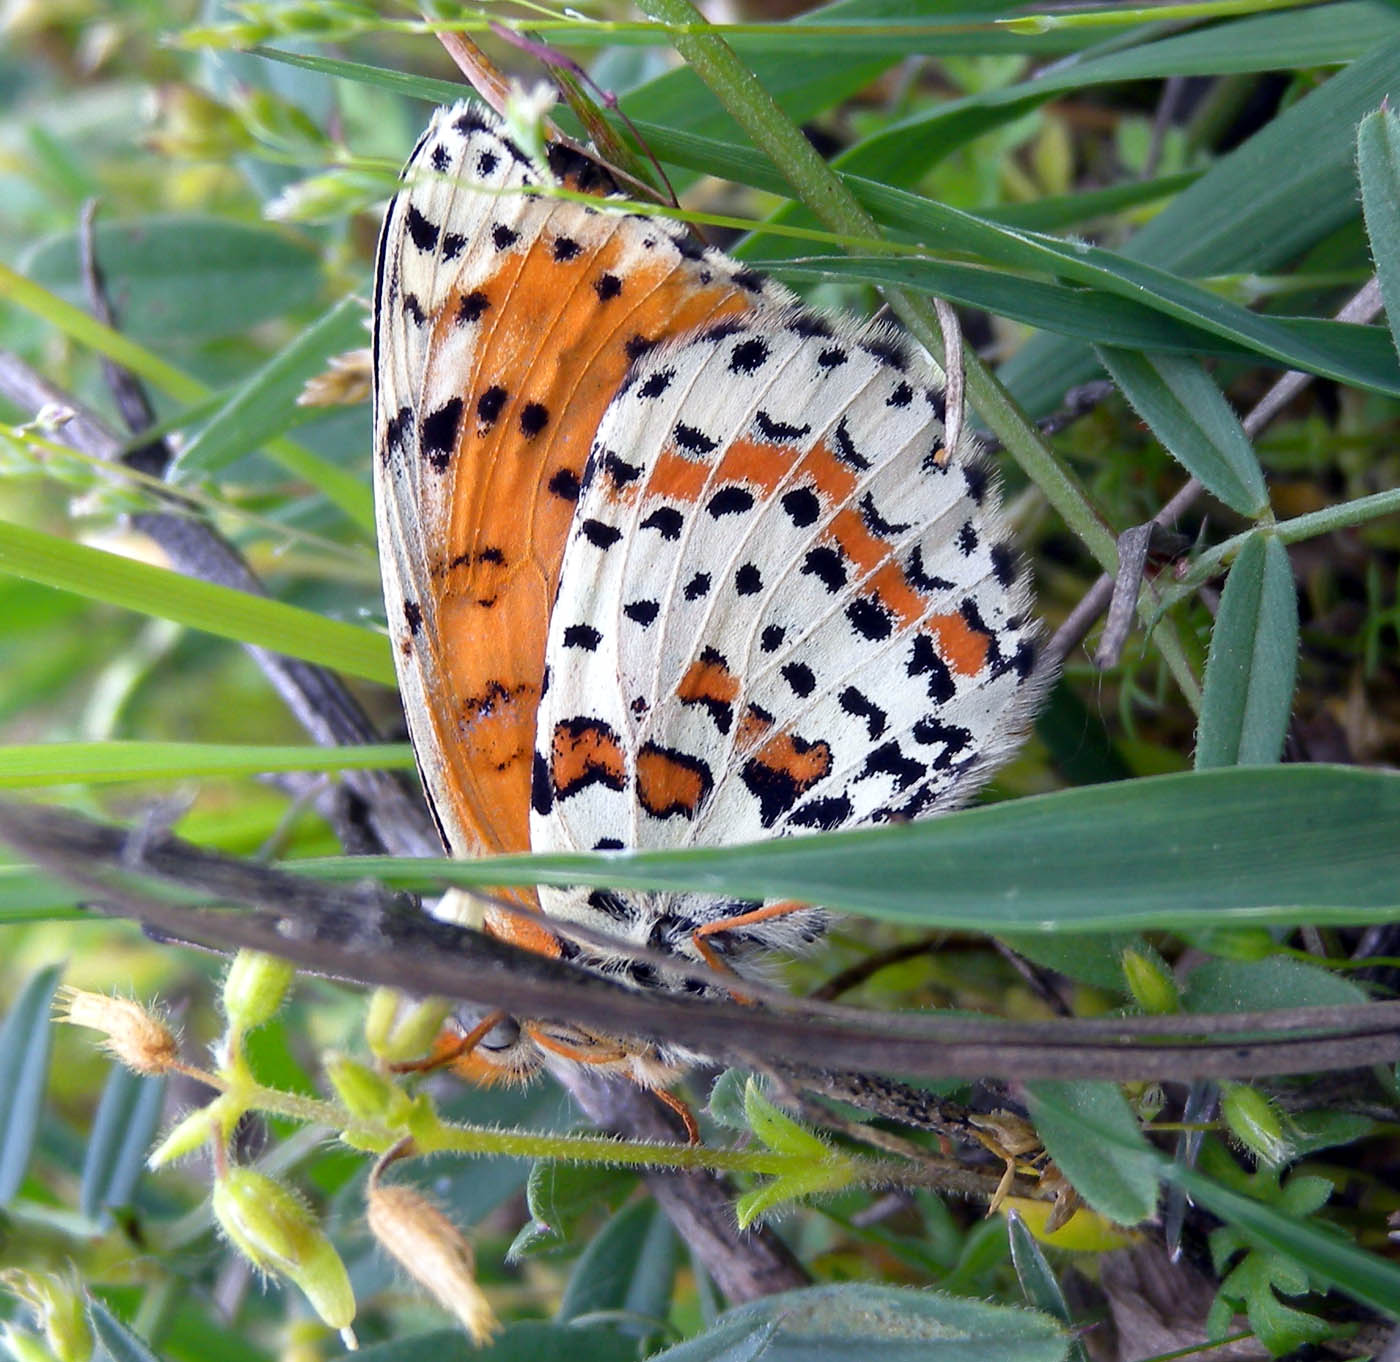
[212,1070,831,1178]
[631,0,1204,709]
[1162,486,1400,605]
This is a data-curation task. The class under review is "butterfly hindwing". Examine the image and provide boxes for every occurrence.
[533,310,1043,868]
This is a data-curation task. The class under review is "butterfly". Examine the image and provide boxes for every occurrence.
[372,101,1043,1095]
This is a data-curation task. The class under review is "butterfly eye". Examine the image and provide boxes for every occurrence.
[475,1015,522,1053]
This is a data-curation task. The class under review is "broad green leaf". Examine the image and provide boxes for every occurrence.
[1196,535,1299,768]
[650,1284,1067,1362]
[1025,1082,1158,1226]
[80,1065,165,1222]
[0,741,412,788]
[1097,349,1268,516]
[349,767,1400,933]
[555,1198,677,1330]
[0,964,62,1203]
[517,1162,640,1256]
[1357,103,1400,359]
[20,217,321,342]
[1180,958,1367,1015]
[176,295,368,474]
[0,520,394,687]
[351,1326,635,1362]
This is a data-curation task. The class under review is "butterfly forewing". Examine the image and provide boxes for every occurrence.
[373,103,787,882]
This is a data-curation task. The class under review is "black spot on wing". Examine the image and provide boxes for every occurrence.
[846,595,894,641]
[684,572,711,601]
[531,751,553,815]
[552,236,582,262]
[754,410,810,443]
[520,402,550,438]
[788,312,833,338]
[908,632,955,703]
[641,506,684,540]
[906,545,954,594]
[760,625,786,653]
[594,272,623,301]
[457,290,490,324]
[404,600,422,635]
[476,384,507,427]
[674,423,718,455]
[839,687,886,738]
[708,486,755,518]
[861,334,910,371]
[958,520,978,555]
[729,337,770,374]
[859,740,924,791]
[405,205,439,252]
[563,624,602,651]
[420,397,464,472]
[548,466,581,502]
[781,486,821,527]
[492,223,519,250]
[802,545,847,593]
[787,793,852,830]
[624,599,660,626]
[991,542,1017,587]
[638,368,674,400]
[782,662,815,697]
[735,563,763,595]
[859,491,913,538]
[582,519,623,549]
[831,418,871,471]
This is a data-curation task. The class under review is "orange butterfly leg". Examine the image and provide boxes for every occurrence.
[690,900,808,1004]
[389,1009,510,1079]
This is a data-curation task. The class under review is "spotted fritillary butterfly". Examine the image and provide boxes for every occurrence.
[373,102,1043,1090]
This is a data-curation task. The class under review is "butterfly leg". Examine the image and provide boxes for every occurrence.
[689,899,807,1003]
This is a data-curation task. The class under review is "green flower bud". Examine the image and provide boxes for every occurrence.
[148,1094,242,1169]
[221,951,294,1032]
[364,991,452,1064]
[212,1168,355,1330]
[1221,1082,1292,1167]
[325,1053,400,1124]
[1121,947,1179,1015]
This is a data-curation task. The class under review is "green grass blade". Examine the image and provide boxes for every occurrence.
[0,741,413,788]
[0,263,374,534]
[319,767,1400,933]
[1357,103,1400,359]
[1000,35,1400,415]
[1165,1165,1400,1320]
[765,255,1397,384]
[1196,535,1300,769]
[0,964,62,1204]
[80,1065,165,1223]
[1096,349,1268,515]
[176,295,368,477]
[0,520,394,686]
